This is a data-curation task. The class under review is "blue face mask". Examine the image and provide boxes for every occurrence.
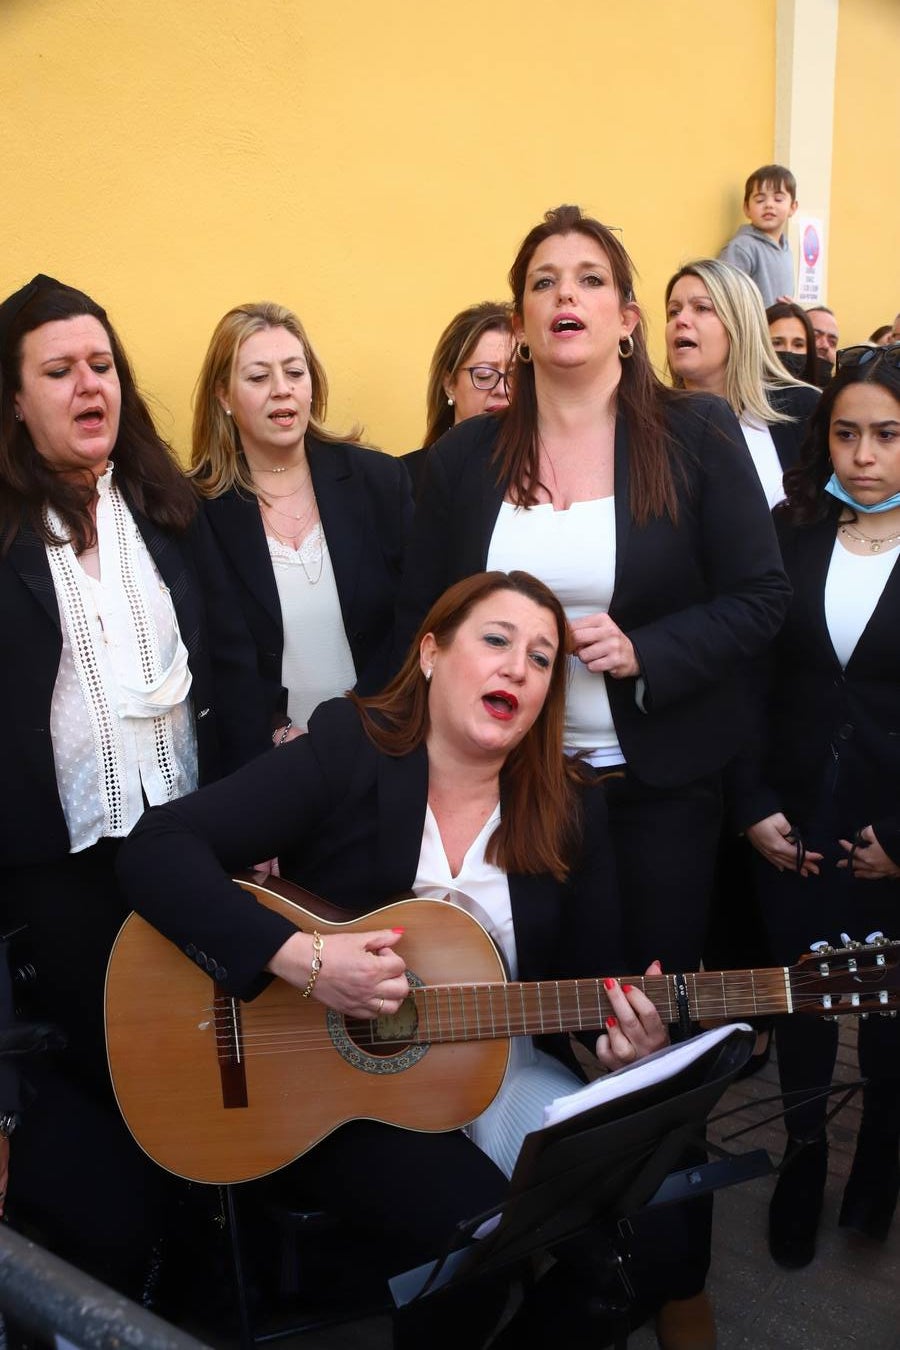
[825,474,900,514]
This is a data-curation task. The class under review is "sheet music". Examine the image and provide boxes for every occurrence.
[542,1023,752,1128]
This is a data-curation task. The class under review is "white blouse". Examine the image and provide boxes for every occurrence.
[46,468,197,852]
[487,498,624,766]
[825,534,899,668]
[268,526,357,730]
[414,804,582,1178]
[739,416,786,509]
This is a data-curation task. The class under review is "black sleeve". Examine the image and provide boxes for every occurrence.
[631,399,791,709]
[186,511,271,773]
[117,701,360,1000]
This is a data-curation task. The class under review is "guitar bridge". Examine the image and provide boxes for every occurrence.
[214,991,248,1108]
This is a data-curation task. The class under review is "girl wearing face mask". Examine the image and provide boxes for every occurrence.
[766,301,819,385]
[666,259,820,509]
[735,346,900,1267]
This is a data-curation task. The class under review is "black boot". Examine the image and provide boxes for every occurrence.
[839,1081,900,1241]
[768,1135,828,1269]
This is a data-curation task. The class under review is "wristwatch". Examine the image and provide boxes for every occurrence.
[0,1113,18,1138]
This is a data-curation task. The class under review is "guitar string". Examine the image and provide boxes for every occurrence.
[187,985,889,1056]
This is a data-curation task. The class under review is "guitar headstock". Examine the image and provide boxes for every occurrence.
[789,936,900,1018]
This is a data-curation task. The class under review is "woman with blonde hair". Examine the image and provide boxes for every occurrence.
[665,258,819,506]
[403,301,513,497]
[192,302,412,739]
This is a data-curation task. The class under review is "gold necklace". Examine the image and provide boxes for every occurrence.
[262,515,325,584]
[250,467,311,499]
[840,522,900,553]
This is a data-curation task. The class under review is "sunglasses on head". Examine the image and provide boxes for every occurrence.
[836,343,900,371]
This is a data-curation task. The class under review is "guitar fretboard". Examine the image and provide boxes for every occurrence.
[412,970,791,1043]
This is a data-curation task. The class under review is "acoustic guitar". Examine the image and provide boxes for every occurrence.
[104,874,900,1185]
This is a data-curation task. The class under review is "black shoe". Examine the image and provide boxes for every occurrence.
[839,1134,900,1241]
[768,1135,828,1269]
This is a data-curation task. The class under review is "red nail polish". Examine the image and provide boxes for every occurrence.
[603,978,615,990]
[622,984,633,993]
[392,927,405,934]
[606,1016,617,1029]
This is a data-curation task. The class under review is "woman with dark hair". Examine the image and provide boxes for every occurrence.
[665,259,819,507]
[191,302,412,740]
[766,299,819,385]
[736,344,900,1268]
[402,300,513,498]
[397,208,790,978]
[394,210,790,1342]
[0,274,268,1297]
[118,568,667,1349]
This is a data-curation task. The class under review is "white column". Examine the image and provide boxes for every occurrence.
[775,0,839,301]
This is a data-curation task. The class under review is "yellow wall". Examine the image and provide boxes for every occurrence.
[1,0,818,457]
[830,0,900,344]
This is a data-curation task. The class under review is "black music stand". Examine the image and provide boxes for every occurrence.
[390,1026,766,1345]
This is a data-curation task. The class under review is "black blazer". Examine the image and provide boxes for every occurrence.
[0,504,269,867]
[395,396,791,787]
[732,503,900,864]
[767,383,820,472]
[119,698,624,1017]
[202,438,413,726]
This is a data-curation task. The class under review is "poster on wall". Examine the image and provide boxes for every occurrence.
[794,215,826,305]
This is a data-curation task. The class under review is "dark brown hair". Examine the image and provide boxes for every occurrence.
[766,301,818,385]
[0,281,195,553]
[780,357,900,526]
[423,301,512,449]
[495,205,683,525]
[350,570,587,880]
[744,164,797,205]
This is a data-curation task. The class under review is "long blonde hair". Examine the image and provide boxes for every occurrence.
[665,259,807,424]
[190,301,362,498]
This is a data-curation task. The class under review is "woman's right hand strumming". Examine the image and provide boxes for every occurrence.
[267,927,409,1017]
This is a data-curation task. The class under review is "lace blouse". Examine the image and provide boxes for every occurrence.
[46,468,197,852]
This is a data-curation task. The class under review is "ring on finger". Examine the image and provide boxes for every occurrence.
[376,996,385,1015]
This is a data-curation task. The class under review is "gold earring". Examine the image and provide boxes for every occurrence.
[516,340,532,364]
[618,335,635,359]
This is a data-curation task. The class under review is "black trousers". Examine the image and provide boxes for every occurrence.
[600,767,723,1302]
[603,768,723,975]
[756,845,900,1139]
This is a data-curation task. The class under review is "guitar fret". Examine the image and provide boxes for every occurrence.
[750,969,758,1017]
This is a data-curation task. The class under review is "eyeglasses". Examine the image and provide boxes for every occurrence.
[460,365,512,393]
[836,343,900,371]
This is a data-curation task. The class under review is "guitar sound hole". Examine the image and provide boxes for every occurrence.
[326,979,428,1077]
[345,996,419,1058]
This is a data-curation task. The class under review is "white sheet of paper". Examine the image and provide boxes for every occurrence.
[542,1023,752,1128]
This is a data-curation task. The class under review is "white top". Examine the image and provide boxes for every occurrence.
[414,803,582,1178]
[825,533,899,668]
[487,498,623,766]
[268,525,357,730]
[739,416,786,509]
[46,468,197,852]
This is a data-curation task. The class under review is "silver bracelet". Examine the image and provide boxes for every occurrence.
[275,718,293,746]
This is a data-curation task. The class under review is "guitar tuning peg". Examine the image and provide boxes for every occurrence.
[866,931,886,945]
[839,932,864,949]
[810,940,832,953]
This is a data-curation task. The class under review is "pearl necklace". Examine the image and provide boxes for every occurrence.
[840,523,900,553]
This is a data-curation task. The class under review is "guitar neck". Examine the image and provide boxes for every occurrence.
[412,968,789,1044]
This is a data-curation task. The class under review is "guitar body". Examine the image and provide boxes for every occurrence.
[105,881,510,1185]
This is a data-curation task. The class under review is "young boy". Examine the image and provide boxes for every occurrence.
[718,164,797,306]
